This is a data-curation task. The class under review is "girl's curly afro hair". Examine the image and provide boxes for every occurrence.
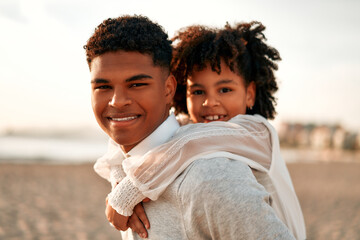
[171,21,281,119]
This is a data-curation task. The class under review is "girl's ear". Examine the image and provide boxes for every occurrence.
[246,81,256,108]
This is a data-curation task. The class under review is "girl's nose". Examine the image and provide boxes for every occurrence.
[202,95,220,107]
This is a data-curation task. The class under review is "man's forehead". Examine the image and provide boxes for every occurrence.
[90,52,169,83]
[91,51,152,67]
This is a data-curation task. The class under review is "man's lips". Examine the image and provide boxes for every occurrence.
[106,114,141,123]
[108,115,139,122]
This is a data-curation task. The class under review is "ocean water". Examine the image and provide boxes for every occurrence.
[0,135,108,164]
[1,135,359,164]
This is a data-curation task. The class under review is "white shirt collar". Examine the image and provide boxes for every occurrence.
[127,113,180,158]
[105,113,180,165]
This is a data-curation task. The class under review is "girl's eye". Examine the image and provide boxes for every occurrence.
[219,88,232,93]
[192,90,204,95]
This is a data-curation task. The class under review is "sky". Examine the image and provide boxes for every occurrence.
[0,0,359,134]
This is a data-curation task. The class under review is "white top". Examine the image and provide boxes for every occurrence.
[94,113,181,214]
[94,114,306,240]
[94,113,180,185]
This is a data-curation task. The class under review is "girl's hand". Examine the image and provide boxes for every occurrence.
[105,197,129,231]
[128,202,150,238]
[105,197,151,238]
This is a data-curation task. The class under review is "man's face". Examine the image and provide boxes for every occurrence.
[90,51,175,152]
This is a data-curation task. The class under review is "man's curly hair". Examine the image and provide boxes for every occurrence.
[171,21,281,119]
[84,15,172,71]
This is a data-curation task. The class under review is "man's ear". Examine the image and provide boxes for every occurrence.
[164,74,177,104]
[246,81,256,108]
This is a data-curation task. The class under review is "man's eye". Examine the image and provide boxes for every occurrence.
[96,85,111,90]
[219,88,232,93]
[130,83,148,88]
[192,90,204,95]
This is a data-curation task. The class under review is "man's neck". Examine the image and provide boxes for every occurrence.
[119,113,179,157]
[120,112,171,153]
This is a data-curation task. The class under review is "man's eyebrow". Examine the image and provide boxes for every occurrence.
[90,74,153,84]
[91,78,109,84]
[125,74,153,82]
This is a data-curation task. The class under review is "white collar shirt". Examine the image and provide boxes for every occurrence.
[94,113,180,181]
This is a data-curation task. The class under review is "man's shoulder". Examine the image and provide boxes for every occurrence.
[180,156,254,182]
[172,157,294,240]
[176,157,268,203]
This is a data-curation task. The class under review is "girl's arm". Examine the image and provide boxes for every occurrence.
[93,138,126,187]
[107,176,146,216]
[106,179,150,238]
[107,115,271,215]
[106,197,150,238]
[94,139,152,237]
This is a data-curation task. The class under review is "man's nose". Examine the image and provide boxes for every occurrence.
[109,89,132,108]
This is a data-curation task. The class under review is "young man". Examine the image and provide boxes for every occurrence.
[84,15,295,239]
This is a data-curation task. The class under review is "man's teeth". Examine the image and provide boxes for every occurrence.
[111,116,138,121]
[204,115,224,121]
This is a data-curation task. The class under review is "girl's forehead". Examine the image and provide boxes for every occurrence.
[187,66,245,87]
[190,60,241,76]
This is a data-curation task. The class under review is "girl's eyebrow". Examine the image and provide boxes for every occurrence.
[187,83,203,88]
[216,79,238,85]
[188,79,238,88]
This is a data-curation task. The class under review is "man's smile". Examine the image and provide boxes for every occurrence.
[108,115,140,122]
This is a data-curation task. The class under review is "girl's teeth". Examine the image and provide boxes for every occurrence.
[205,115,225,121]
[205,115,222,120]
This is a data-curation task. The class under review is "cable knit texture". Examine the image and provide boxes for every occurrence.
[107,176,146,216]
[109,165,127,189]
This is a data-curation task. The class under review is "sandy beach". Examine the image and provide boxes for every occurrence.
[0,161,359,240]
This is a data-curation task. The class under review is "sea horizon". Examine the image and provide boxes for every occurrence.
[1,134,360,165]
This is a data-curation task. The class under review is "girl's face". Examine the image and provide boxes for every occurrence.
[186,60,256,123]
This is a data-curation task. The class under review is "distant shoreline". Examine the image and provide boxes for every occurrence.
[281,147,360,163]
[1,147,359,165]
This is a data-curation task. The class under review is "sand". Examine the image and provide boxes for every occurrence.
[287,162,360,239]
[0,164,119,240]
[0,161,359,240]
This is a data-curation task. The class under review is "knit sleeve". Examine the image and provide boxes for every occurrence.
[107,176,146,216]
[109,165,127,189]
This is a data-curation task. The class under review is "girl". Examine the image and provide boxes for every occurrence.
[96,21,306,239]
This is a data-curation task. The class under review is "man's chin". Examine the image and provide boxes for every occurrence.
[109,134,140,151]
